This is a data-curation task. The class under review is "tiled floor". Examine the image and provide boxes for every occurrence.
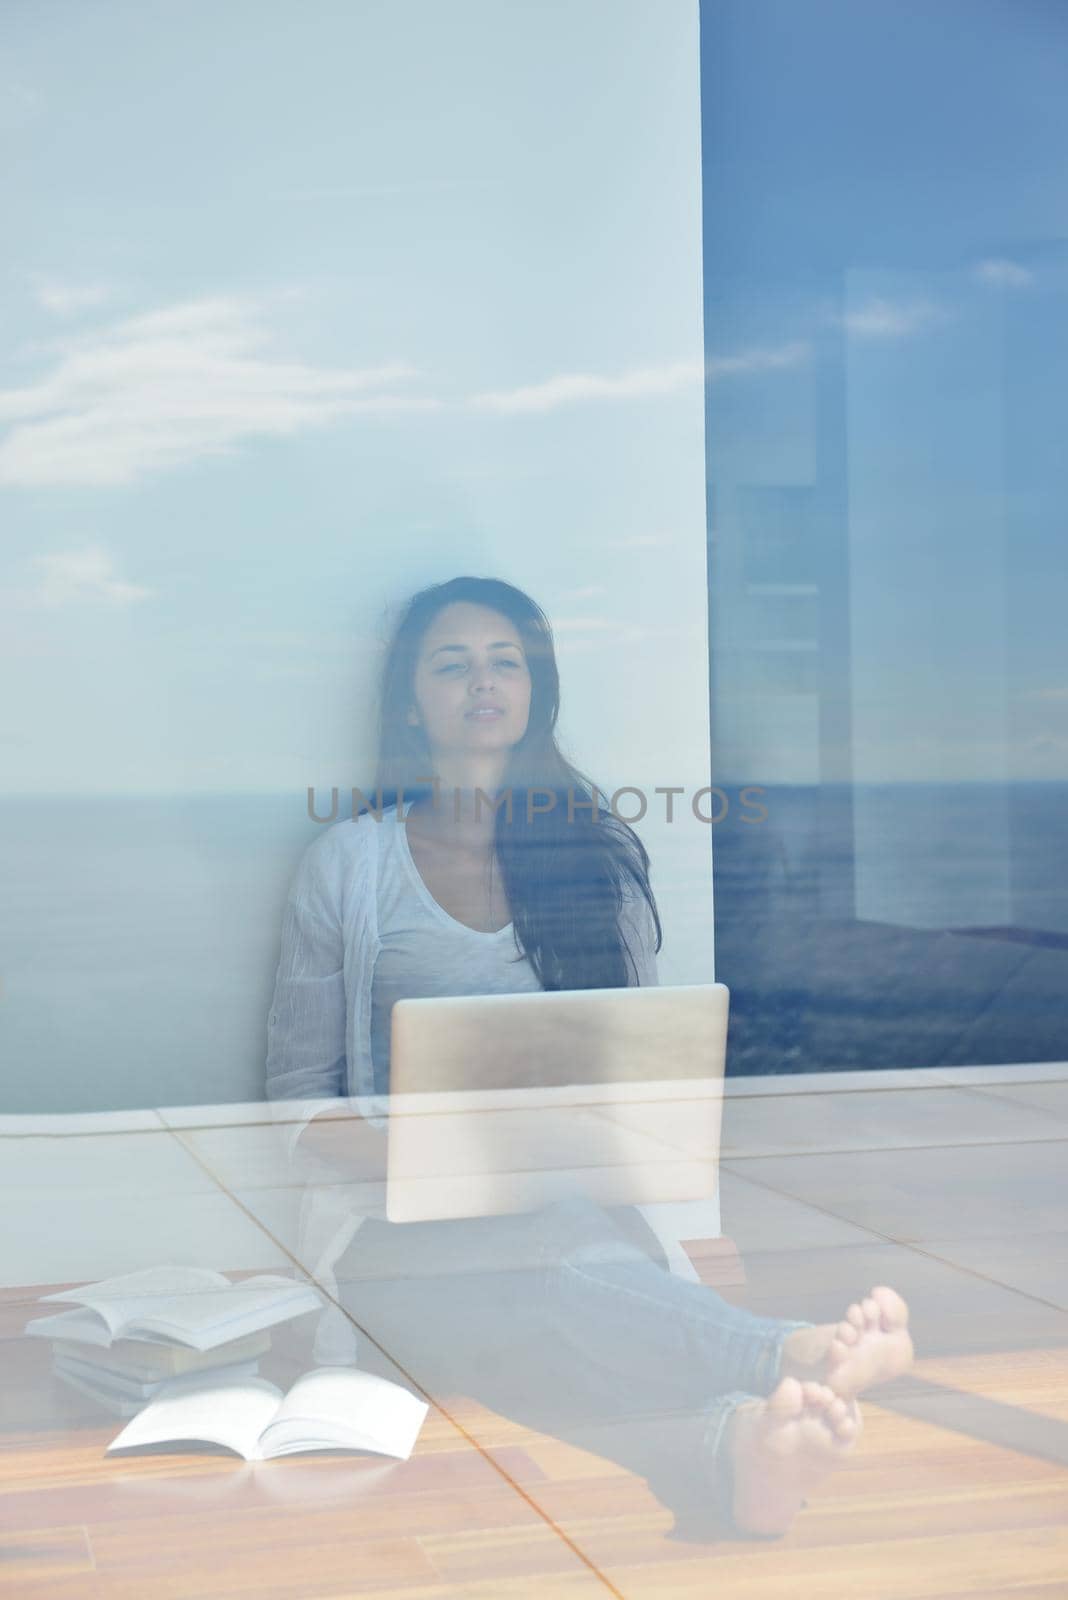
[719,1082,1059,1157]
[963,1078,1068,1122]
[0,1126,300,1288]
[2,1064,1067,1597]
[1,1185,298,1289]
[734,1138,1068,1244]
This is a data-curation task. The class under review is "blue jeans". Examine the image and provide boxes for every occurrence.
[531,1196,813,1533]
[336,1194,813,1538]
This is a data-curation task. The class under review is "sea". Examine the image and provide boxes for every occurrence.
[1,784,1065,1113]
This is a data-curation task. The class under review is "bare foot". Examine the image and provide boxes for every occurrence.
[826,1287,913,1397]
[780,1286,913,1399]
[730,1377,860,1537]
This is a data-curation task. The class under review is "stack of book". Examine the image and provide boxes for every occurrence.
[26,1265,324,1417]
[40,1329,272,1416]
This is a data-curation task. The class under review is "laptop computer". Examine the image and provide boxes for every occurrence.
[384,982,729,1224]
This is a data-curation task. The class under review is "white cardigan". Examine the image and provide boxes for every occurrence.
[266,808,383,1109]
[265,802,660,1110]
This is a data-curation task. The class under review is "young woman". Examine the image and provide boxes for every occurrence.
[266,575,913,1538]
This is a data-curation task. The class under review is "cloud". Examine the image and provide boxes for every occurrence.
[838,298,945,339]
[705,341,811,378]
[974,258,1035,289]
[552,615,619,634]
[1022,685,1068,702]
[469,343,807,415]
[1,288,790,482]
[0,294,439,487]
[28,546,153,608]
[469,360,703,414]
[34,282,113,316]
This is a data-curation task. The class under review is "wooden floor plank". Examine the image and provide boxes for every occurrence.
[0,1523,94,1581]
[598,1529,1068,1600]
[413,1352,1068,1597]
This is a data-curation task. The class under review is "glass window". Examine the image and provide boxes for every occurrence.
[701,0,1068,1073]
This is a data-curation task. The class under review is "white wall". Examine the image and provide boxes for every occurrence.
[0,0,713,1111]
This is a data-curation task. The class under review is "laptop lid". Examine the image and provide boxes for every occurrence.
[385,982,728,1224]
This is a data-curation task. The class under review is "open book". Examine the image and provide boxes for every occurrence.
[32,1267,322,1352]
[107,1368,429,1461]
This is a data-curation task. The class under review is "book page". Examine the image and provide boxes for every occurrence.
[129,1277,320,1349]
[259,1368,429,1461]
[41,1266,232,1337]
[107,1376,283,1460]
[25,1308,113,1348]
[43,1271,319,1350]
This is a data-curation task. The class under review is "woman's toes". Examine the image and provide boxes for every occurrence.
[836,1319,858,1346]
[862,1296,880,1324]
[847,1303,865,1330]
[803,1383,835,1415]
[837,1407,859,1441]
[769,1376,804,1418]
[871,1285,909,1330]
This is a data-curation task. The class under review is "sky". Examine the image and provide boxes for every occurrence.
[700,0,1068,784]
[3,0,1066,797]
[1,0,714,801]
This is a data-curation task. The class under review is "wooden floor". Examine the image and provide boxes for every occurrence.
[2,1063,1067,1598]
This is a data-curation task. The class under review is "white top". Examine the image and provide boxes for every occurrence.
[265,801,659,1108]
[370,802,542,1092]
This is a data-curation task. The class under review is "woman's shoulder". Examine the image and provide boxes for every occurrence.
[293,806,398,894]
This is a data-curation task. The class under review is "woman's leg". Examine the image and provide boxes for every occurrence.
[333,1198,904,1539]
[533,1195,814,1404]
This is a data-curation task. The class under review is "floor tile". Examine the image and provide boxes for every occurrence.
[176,1123,315,1190]
[157,1101,287,1130]
[175,1114,393,1204]
[157,1098,354,1130]
[724,1067,948,1097]
[932,1061,1068,1088]
[232,1184,388,1269]
[963,1080,1068,1126]
[0,1109,164,1136]
[0,1129,221,1194]
[720,1084,1057,1158]
[916,1232,1068,1312]
[718,1169,883,1251]
[733,1238,1068,1358]
[0,1187,299,1289]
[729,1139,1068,1244]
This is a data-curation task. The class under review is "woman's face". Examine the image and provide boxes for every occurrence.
[409,602,532,763]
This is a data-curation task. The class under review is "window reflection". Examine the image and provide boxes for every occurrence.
[702,0,1068,1073]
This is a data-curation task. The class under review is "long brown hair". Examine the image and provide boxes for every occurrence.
[365,575,661,989]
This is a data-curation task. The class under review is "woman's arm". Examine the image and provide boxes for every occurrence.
[266,836,388,1180]
[266,846,348,1103]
